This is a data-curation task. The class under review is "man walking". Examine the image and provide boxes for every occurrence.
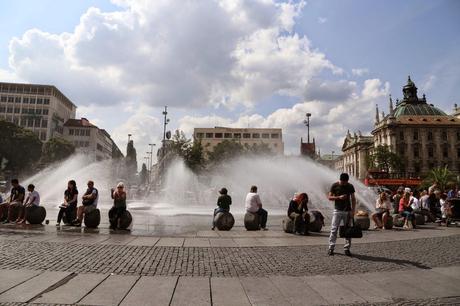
[328,173,356,256]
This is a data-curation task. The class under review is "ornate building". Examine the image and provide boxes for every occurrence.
[372,76,460,175]
[337,131,373,179]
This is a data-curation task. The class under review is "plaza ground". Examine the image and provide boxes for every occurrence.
[0,217,459,305]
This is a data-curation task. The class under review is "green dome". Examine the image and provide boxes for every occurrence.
[393,102,447,117]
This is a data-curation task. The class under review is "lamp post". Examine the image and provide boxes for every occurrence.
[144,156,150,185]
[148,143,156,171]
[162,106,170,147]
[128,134,132,143]
[303,113,312,143]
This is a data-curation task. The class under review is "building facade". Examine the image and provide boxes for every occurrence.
[194,127,284,155]
[0,82,77,141]
[372,77,460,175]
[339,131,373,180]
[63,118,120,161]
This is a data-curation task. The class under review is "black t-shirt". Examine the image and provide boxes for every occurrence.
[330,182,355,211]
[64,188,79,206]
[11,185,26,203]
[217,194,232,210]
[287,200,307,216]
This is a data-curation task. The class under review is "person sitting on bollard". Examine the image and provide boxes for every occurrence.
[211,187,231,230]
[440,193,452,226]
[245,185,268,230]
[72,180,98,227]
[16,184,40,224]
[392,187,404,214]
[371,191,392,230]
[415,190,436,223]
[109,182,127,230]
[399,191,416,229]
[0,179,26,223]
[56,180,79,226]
[287,193,310,235]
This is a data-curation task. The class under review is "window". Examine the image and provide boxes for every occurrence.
[252,133,260,139]
[457,132,460,141]
[413,131,418,141]
[399,131,404,140]
[44,98,50,105]
[205,133,213,138]
[75,129,80,136]
[413,147,419,158]
[14,108,20,113]
[34,119,41,127]
[428,147,434,158]
[97,144,103,151]
[214,133,223,138]
[41,120,48,128]
[271,133,279,139]
[30,98,36,104]
[43,109,49,115]
[243,133,251,139]
[7,96,14,102]
[442,131,448,141]
[35,109,42,115]
[40,133,46,141]
[196,132,204,138]
[37,98,43,104]
[443,146,449,158]
[224,133,232,138]
[85,129,90,136]
[234,133,241,139]
[85,141,90,147]
[27,119,33,127]
[23,97,29,103]
[262,133,269,139]
[13,118,19,125]
[69,129,74,135]
[15,97,21,103]
[0,96,6,102]
[6,107,13,113]
[427,131,433,141]
[457,148,460,158]
[0,106,5,112]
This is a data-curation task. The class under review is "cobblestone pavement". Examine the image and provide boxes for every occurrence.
[0,235,459,277]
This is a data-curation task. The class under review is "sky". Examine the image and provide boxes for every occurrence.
[1,0,459,163]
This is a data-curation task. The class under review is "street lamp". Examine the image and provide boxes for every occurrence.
[148,143,156,175]
[303,113,312,143]
[128,134,132,143]
[162,106,170,147]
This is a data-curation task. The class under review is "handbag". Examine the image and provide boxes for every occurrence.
[339,218,363,239]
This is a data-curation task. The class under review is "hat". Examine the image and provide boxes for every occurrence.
[404,187,411,193]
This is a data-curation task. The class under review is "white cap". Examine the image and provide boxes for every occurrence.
[404,187,411,193]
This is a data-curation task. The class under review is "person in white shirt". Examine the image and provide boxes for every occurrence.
[245,185,268,230]
[371,192,392,229]
[16,184,40,224]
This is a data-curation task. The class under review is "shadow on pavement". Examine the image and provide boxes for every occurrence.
[352,253,431,269]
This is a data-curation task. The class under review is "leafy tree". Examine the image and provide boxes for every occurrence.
[244,142,273,156]
[41,137,75,164]
[184,138,205,172]
[139,163,148,185]
[368,145,404,173]
[208,140,245,163]
[125,140,138,180]
[424,166,457,191]
[169,130,191,156]
[0,120,42,174]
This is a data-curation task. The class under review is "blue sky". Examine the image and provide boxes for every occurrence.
[0,0,459,157]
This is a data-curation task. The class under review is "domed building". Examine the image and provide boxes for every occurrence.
[372,76,460,175]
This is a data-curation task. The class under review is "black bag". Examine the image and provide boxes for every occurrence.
[339,219,363,239]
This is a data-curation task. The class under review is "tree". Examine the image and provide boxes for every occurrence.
[424,166,457,191]
[368,145,404,173]
[184,138,205,172]
[139,163,148,185]
[208,140,245,163]
[244,142,273,156]
[0,120,42,174]
[125,140,138,180]
[169,130,191,157]
[41,137,75,164]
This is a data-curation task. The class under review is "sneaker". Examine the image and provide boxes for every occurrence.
[55,223,60,227]
[262,227,268,231]
[328,249,334,256]
[344,250,352,257]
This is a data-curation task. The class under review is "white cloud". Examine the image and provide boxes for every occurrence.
[317,17,327,24]
[420,74,436,92]
[351,68,369,76]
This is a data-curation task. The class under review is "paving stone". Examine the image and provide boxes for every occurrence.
[126,236,160,246]
[34,273,107,304]
[361,271,430,299]
[170,277,211,306]
[0,269,42,295]
[331,274,392,303]
[209,238,238,247]
[155,238,184,247]
[78,275,139,306]
[197,231,220,238]
[431,266,460,280]
[304,275,366,305]
[120,276,177,306]
[211,277,250,306]
[269,275,328,306]
[99,236,137,245]
[240,277,289,305]
[183,238,211,247]
[0,271,71,303]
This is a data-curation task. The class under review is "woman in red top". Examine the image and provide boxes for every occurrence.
[399,191,416,229]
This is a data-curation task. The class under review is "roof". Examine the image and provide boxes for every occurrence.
[395,115,460,125]
[64,118,97,128]
[393,102,447,117]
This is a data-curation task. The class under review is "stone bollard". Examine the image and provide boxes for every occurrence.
[392,214,405,227]
[214,211,235,231]
[282,217,295,233]
[118,210,133,230]
[26,206,46,224]
[244,212,260,231]
[414,213,425,226]
[84,208,101,228]
[308,210,324,233]
[354,214,370,230]
[383,214,393,229]
[62,207,77,225]
[8,203,22,222]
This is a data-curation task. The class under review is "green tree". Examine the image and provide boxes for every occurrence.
[41,137,75,164]
[424,166,457,191]
[244,142,273,156]
[184,138,205,172]
[208,140,245,163]
[139,163,148,185]
[125,140,138,180]
[368,145,404,172]
[0,120,42,174]
[169,130,191,157]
